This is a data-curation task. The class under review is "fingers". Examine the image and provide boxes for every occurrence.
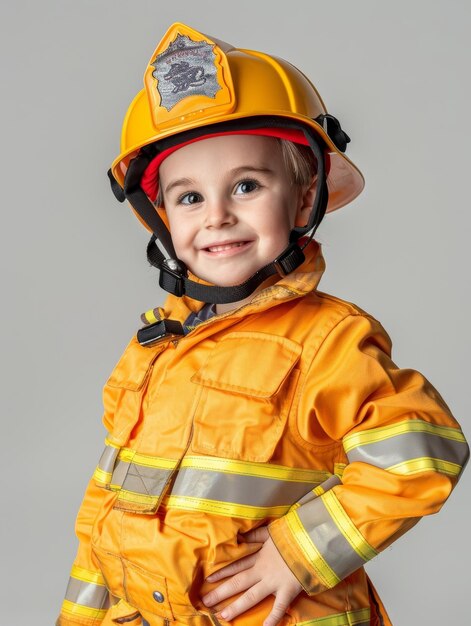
[203,534,302,624]
[203,568,260,609]
[262,589,295,626]
[217,581,267,622]
[216,583,299,625]
[205,552,258,584]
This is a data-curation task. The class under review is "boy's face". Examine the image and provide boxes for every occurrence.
[160,134,312,287]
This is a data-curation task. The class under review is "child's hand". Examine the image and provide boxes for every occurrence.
[202,526,302,626]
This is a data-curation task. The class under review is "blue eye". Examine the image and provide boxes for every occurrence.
[179,192,202,205]
[234,179,259,194]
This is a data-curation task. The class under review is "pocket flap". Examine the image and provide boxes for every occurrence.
[109,599,141,625]
[191,332,302,398]
[122,560,173,620]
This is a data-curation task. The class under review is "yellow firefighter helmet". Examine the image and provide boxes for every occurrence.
[110,22,364,213]
[107,23,364,304]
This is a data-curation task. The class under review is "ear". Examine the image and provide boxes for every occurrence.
[294,175,318,227]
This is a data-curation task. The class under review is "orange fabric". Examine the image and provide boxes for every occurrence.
[58,242,468,626]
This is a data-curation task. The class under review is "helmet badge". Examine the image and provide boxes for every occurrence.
[151,34,222,111]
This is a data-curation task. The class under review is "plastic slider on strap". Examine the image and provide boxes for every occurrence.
[273,243,305,277]
[159,258,186,297]
[137,318,185,347]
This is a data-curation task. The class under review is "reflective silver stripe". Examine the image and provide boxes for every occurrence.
[112,458,173,496]
[110,457,130,487]
[65,577,110,610]
[99,441,120,474]
[93,439,120,484]
[317,474,343,492]
[170,467,321,508]
[296,493,373,581]
[108,450,179,507]
[165,457,332,517]
[109,452,331,513]
[292,475,342,508]
[296,611,371,626]
[297,607,370,625]
[346,428,468,474]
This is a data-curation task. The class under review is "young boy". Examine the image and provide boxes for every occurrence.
[57,23,469,626]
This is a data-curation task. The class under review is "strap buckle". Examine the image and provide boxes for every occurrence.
[273,243,305,277]
[159,258,186,297]
[137,319,184,347]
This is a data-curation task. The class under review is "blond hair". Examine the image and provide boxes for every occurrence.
[278,139,317,187]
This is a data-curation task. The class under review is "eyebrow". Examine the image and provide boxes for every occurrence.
[230,165,274,176]
[164,177,194,195]
[163,166,275,195]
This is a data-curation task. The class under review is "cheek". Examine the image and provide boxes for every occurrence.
[166,215,194,260]
[165,211,182,249]
[260,203,296,243]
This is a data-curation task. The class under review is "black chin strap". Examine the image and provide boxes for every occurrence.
[148,238,306,303]
[110,117,331,304]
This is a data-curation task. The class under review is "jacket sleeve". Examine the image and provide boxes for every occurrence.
[56,440,117,626]
[269,313,469,595]
[57,382,123,626]
[57,337,161,625]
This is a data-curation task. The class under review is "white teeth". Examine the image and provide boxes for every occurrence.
[207,242,245,252]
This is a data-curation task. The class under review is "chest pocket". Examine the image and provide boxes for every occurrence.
[103,337,166,446]
[96,338,170,513]
[190,332,302,463]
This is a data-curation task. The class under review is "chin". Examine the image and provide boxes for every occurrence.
[192,266,255,288]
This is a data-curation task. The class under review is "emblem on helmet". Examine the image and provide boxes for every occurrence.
[151,34,222,111]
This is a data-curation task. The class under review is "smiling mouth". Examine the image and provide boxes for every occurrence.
[205,242,248,252]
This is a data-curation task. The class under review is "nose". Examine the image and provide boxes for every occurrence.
[203,196,236,228]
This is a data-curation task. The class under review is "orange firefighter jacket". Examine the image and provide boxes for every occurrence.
[58,242,469,626]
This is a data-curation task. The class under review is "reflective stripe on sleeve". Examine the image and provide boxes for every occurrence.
[297,607,370,625]
[61,565,110,620]
[291,474,342,510]
[61,599,109,620]
[93,438,120,485]
[284,489,377,586]
[343,419,468,476]
[297,609,370,626]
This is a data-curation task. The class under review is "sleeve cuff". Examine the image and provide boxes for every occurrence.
[269,512,328,596]
[269,489,378,596]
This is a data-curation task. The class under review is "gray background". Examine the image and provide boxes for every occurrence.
[1,1,469,624]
